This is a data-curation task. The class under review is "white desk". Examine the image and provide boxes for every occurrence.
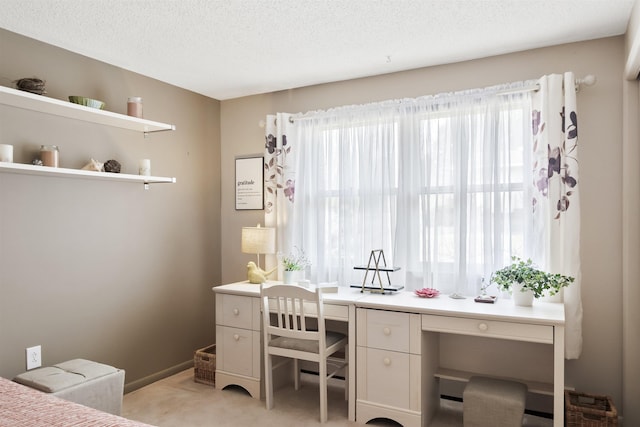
[355,292,564,427]
[213,282,360,421]
[212,282,565,427]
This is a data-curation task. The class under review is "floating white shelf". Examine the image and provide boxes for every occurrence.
[0,162,176,186]
[0,85,176,134]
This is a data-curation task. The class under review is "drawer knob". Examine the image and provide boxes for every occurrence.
[478,323,488,331]
[233,334,240,341]
[233,308,239,316]
[383,327,391,336]
[383,357,391,366]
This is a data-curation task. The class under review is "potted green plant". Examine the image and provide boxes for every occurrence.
[490,256,574,306]
[282,247,311,284]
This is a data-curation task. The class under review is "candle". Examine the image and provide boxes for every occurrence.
[127,97,143,118]
[138,159,151,176]
[0,144,13,163]
[40,145,59,167]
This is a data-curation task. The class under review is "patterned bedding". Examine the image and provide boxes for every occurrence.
[0,376,154,427]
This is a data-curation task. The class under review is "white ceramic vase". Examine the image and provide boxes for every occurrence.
[512,282,534,306]
[283,270,304,285]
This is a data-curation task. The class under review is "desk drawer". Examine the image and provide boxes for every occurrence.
[421,314,553,344]
[358,309,417,352]
[356,346,421,411]
[216,325,260,378]
[217,294,259,330]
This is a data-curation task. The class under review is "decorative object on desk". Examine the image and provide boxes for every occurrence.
[68,96,105,110]
[81,158,104,172]
[316,282,339,293]
[103,159,121,173]
[282,246,310,284]
[490,256,574,306]
[241,224,275,269]
[247,261,277,284]
[351,249,402,293]
[32,159,43,166]
[14,77,46,95]
[474,295,497,303]
[474,277,496,303]
[415,288,440,298]
[0,144,13,163]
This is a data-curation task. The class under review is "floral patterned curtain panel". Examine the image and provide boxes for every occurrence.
[531,72,582,359]
[263,113,296,277]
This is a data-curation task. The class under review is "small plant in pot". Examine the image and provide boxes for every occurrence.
[282,247,311,284]
[490,256,574,306]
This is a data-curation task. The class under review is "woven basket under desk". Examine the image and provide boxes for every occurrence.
[565,390,617,427]
[194,344,216,386]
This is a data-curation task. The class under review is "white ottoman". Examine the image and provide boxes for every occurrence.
[463,376,527,427]
[13,358,125,415]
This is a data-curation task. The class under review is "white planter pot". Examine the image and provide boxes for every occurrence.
[512,282,534,306]
[283,270,304,285]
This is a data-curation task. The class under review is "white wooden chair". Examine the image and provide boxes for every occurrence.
[261,283,348,423]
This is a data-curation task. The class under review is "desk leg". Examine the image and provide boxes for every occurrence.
[553,325,565,427]
[348,304,356,421]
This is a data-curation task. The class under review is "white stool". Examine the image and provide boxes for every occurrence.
[13,358,125,415]
[463,376,527,427]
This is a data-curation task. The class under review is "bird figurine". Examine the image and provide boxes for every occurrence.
[247,261,278,284]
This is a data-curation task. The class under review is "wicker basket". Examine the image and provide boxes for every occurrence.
[566,390,617,427]
[194,344,216,386]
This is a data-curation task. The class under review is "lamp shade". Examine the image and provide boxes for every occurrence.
[241,225,276,255]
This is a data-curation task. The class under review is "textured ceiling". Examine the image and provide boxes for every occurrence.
[0,0,635,100]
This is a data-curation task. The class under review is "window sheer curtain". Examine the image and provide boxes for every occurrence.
[266,85,534,293]
[265,74,582,358]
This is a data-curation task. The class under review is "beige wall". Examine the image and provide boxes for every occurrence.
[0,29,221,390]
[623,2,640,423]
[221,37,628,417]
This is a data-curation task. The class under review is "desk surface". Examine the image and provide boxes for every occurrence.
[213,282,564,326]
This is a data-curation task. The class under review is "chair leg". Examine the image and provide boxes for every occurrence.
[265,353,274,410]
[294,358,300,391]
[319,359,328,423]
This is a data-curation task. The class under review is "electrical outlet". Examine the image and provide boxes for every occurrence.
[26,345,42,370]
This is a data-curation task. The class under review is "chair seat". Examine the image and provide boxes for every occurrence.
[269,331,346,353]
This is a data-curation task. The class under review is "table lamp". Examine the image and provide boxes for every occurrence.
[241,224,276,271]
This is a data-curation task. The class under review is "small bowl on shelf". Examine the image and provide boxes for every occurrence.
[68,96,105,110]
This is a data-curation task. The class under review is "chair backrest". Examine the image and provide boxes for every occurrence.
[261,284,326,347]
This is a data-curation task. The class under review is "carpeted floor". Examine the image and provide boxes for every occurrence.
[122,369,552,427]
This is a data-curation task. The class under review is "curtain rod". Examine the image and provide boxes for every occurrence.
[260,74,597,127]
[498,74,597,95]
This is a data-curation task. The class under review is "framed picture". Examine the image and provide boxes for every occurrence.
[235,155,264,210]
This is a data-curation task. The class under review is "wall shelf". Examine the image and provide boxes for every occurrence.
[0,86,176,134]
[0,162,176,186]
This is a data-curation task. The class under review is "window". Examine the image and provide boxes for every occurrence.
[288,91,533,295]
